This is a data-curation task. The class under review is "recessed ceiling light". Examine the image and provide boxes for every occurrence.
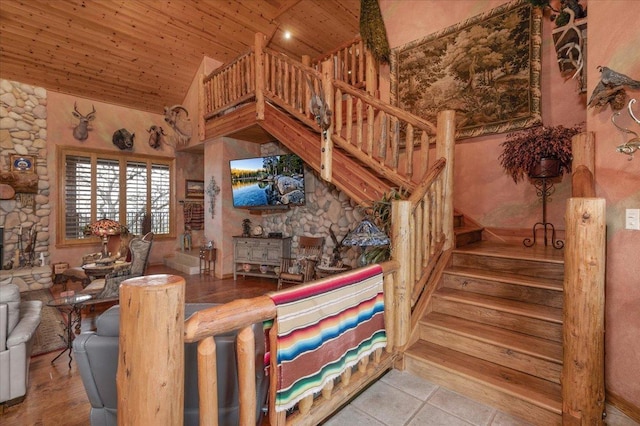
[284,31,291,40]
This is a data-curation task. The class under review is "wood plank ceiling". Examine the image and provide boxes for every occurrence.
[0,0,360,114]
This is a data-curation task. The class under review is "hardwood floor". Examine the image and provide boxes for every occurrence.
[0,265,277,426]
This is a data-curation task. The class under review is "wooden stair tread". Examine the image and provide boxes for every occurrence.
[406,341,562,413]
[454,241,565,265]
[454,225,483,234]
[422,312,562,363]
[445,265,563,292]
[434,288,563,324]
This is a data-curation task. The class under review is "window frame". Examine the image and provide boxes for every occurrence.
[57,146,176,247]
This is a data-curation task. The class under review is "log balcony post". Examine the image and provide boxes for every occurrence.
[562,198,606,424]
[117,274,186,426]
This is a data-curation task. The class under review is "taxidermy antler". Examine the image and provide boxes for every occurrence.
[611,99,640,160]
[328,224,346,267]
[305,77,332,131]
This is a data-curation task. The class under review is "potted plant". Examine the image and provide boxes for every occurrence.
[499,124,582,183]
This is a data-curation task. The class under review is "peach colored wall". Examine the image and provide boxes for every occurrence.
[380,0,583,230]
[587,1,640,407]
[204,137,261,278]
[380,0,640,408]
[47,91,176,266]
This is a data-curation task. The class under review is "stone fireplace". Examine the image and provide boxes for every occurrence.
[0,79,52,291]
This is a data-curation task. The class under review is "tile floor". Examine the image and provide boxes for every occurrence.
[324,370,638,426]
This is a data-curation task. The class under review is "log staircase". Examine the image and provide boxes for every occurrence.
[195,33,604,425]
[405,240,564,425]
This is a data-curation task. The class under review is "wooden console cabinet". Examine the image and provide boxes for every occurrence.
[233,236,291,280]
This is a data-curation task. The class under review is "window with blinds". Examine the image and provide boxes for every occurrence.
[59,148,174,245]
[64,155,92,239]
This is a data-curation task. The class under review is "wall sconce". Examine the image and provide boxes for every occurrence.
[611,99,640,160]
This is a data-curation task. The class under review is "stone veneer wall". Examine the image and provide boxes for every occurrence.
[258,143,363,267]
[0,79,52,290]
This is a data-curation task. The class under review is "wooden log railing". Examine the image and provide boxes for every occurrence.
[203,49,256,119]
[117,262,399,426]
[312,36,369,92]
[262,47,322,130]
[201,33,439,194]
[329,79,438,190]
[390,110,456,348]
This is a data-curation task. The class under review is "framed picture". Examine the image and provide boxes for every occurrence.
[10,155,35,173]
[53,262,69,274]
[390,0,542,139]
[185,180,205,199]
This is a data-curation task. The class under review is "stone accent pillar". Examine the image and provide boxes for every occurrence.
[0,79,52,289]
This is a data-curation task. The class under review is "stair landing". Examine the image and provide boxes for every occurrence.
[164,249,201,275]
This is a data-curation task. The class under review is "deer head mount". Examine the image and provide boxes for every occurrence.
[72,102,96,141]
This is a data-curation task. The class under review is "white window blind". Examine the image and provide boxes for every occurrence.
[151,164,171,234]
[64,155,92,239]
[59,148,173,244]
[96,158,120,220]
[126,161,148,235]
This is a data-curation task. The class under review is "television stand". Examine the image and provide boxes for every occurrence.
[233,236,291,280]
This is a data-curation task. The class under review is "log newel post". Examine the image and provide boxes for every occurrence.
[562,198,606,425]
[117,274,185,426]
[255,32,265,121]
[436,110,456,251]
[320,59,334,182]
[571,132,596,197]
[391,199,412,348]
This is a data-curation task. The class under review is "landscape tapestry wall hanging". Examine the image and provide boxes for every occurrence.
[390,0,542,139]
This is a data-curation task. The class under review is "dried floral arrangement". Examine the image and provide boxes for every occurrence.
[499,124,582,183]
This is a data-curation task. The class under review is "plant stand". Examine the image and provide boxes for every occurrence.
[524,177,564,249]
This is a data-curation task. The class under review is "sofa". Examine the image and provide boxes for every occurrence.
[73,304,269,425]
[0,283,42,405]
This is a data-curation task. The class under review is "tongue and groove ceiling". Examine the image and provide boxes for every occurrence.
[0,0,360,114]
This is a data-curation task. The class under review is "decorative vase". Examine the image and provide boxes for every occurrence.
[529,157,561,179]
[273,266,281,275]
[242,263,251,272]
[259,265,268,274]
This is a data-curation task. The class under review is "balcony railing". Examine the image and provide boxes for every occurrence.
[116,262,399,425]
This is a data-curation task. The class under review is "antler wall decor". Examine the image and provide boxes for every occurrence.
[611,99,640,160]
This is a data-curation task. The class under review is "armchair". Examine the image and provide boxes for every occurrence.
[0,283,42,405]
[81,232,153,300]
[73,304,268,426]
[277,236,324,290]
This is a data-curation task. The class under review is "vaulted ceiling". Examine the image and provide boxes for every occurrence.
[0,0,360,114]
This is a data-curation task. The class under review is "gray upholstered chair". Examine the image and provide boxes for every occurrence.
[0,283,42,405]
[81,232,153,300]
[73,304,268,426]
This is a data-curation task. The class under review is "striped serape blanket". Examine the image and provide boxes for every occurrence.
[268,264,386,412]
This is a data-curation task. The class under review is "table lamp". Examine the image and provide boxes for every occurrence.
[90,218,122,257]
[342,218,390,266]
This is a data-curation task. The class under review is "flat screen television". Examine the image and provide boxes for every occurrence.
[230,154,306,209]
